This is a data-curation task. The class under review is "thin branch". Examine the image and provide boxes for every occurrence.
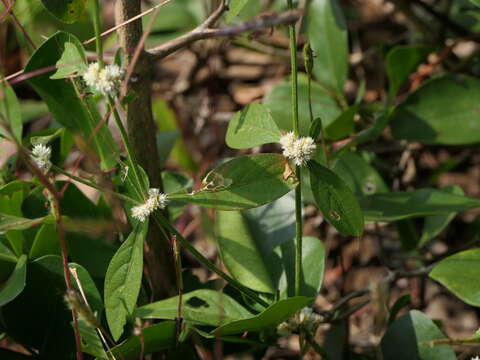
[199,0,226,30]
[1,0,36,50]
[83,0,174,45]
[148,10,304,60]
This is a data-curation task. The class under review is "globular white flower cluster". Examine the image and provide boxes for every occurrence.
[277,307,321,337]
[279,131,316,166]
[131,189,168,222]
[471,356,480,360]
[82,62,124,96]
[31,143,52,173]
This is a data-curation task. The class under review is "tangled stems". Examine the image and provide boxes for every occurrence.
[286,0,303,297]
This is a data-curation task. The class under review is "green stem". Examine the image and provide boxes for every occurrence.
[287,0,302,297]
[304,330,328,358]
[92,0,104,67]
[153,212,269,308]
[51,164,139,204]
[108,97,147,198]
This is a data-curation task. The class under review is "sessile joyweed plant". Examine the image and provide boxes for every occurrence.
[2,0,480,359]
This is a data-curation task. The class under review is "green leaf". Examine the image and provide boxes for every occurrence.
[388,294,411,325]
[386,45,432,96]
[135,289,253,326]
[419,185,463,247]
[472,0,480,7]
[69,262,103,316]
[275,236,326,298]
[332,152,388,197]
[0,254,26,306]
[215,195,326,298]
[161,171,192,220]
[29,223,61,259]
[109,321,176,360]
[226,0,252,23]
[391,75,480,145]
[381,310,456,359]
[214,296,312,335]
[309,161,364,236]
[171,154,297,210]
[2,256,98,358]
[30,127,64,146]
[309,117,324,141]
[157,130,180,167]
[264,74,341,136]
[105,224,147,341]
[50,41,87,79]
[429,249,480,306]
[78,320,107,359]
[0,81,22,142]
[308,0,348,94]
[360,189,480,222]
[0,214,45,234]
[226,103,282,149]
[40,0,86,24]
[216,210,275,293]
[25,32,118,170]
[325,105,356,141]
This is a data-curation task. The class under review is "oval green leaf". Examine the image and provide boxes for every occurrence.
[0,81,22,142]
[29,223,61,259]
[50,41,87,79]
[109,321,176,360]
[391,75,480,145]
[41,0,87,24]
[386,45,432,96]
[216,210,276,293]
[264,74,341,136]
[226,103,282,149]
[215,194,325,298]
[429,249,480,306]
[171,154,297,210]
[0,254,27,307]
[134,289,253,326]
[360,188,480,222]
[309,160,364,236]
[226,0,252,23]
[308,0,348,95]
[419,185,464,247]
[213,296,312,335]
[332,151,388,197]
[381,310,456,359]
[104,223,147,341]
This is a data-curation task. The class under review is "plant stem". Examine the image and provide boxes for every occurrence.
[92,0,104,67]
[51,164,139,204]
[108,97,147,197]
[173,235,184,345]
[304,330,328,358]
[153,212,270,308]
[287,0,303,297]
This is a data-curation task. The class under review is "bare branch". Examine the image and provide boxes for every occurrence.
[199,0,226,30]
[148,9,304,60]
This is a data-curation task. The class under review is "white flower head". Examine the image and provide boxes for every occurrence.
[131,188,168,222]
[279,132,316,166]
[31,143,52,173]
[471,357,480,360]
[82,62,124,96]
[276,307,320,336]
[82,62,100,88]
